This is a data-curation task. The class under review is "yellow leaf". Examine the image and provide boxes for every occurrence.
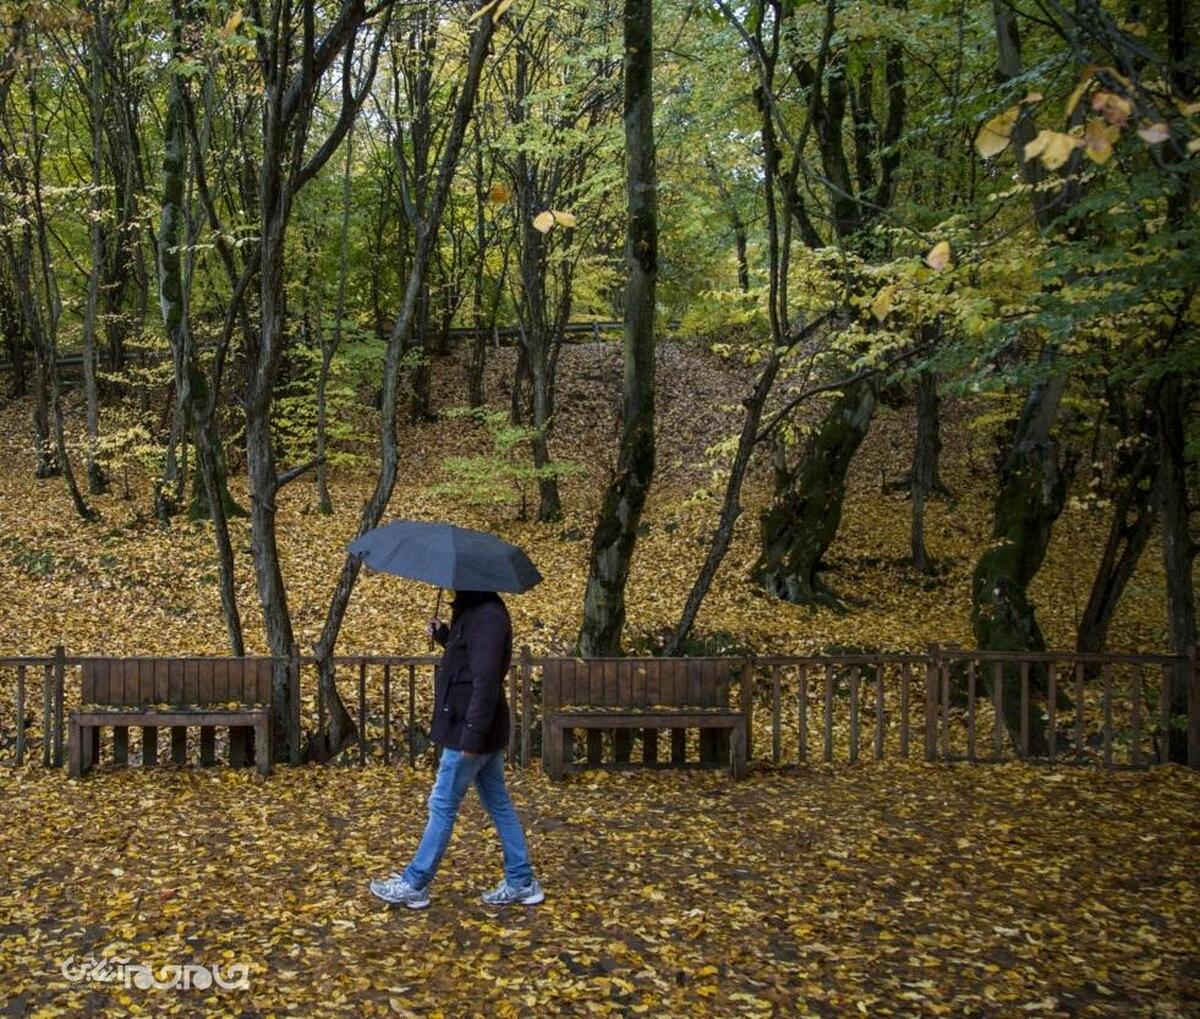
[1064,71,1095,116]
[1024,129,1080,170]
[532,211,555,233]
[551,209,577,228]
[871,284,897,322]
[468,0,501,21]
[1083,119,1119,164]
[487,182,511,205]
[220,10,243,38]
[975,106,1019,158]
[924,241,952,272]
[1091,90,1132,127]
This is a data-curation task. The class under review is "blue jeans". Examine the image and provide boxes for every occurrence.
[402,748,535,890]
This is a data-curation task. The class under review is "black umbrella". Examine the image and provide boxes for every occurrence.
[348,520,541,648]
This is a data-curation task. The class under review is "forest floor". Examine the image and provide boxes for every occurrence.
[0,337,1179,659]
[1,761,1197,1017]
[1,339,1197,1017]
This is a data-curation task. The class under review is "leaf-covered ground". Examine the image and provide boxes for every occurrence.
[1,343,1195,1016]
[0,762,1197,1017]
[0,340,1179,661]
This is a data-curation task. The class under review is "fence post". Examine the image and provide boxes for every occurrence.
[740,658,754,762]
[53,645,65,768]
[1189,645,1200,769]
[41,661,52,767]
[924,645,939,762]
[15,664,26,766]
[288,643,301,765]
[520,646,532,769]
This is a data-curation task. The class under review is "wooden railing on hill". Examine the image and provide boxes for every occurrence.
[0,320,689,378]
[1,646,1197,772]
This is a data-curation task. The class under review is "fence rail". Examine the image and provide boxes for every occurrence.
[1,646,1197,772]
[0,319,689,377]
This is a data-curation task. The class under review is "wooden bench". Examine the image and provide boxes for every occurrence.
[541,658,747,780]
[69,658,272,778]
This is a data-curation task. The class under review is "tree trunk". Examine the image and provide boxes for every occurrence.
[1154,371,1195,762]
[467,120,488,408]
[315,121,355,516]
[754,377,876,606]
[408,282,434,422]
[510,337,531,425]
[910,369,941,572]
[311,7,498,760]
[1075,396,1159,657]
[82,8,108,495]
[666,349,783,655]
[577,0,658,656]
[0,270,26,398]
[529,342,563,522]
[247,148,299,760]
[733,209,749,293]
[3,232,55,476]
[157,1,245,652]
[26,79,96,521]
[193,365,245,656]
[157,17,188,520]
[970,371,1073,752]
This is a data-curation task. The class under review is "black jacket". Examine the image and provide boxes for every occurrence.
[429,591,512,754]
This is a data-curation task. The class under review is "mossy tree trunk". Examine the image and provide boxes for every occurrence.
[753,376,877,606]
[577,0,657,656]
[970,371,1073,753]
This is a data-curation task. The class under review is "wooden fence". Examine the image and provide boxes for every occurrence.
[1,646,1197,771]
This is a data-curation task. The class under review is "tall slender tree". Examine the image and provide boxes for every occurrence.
[577,0,657,655]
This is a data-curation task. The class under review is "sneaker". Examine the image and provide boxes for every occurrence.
[369,873,430,909]
[481,877,545,906]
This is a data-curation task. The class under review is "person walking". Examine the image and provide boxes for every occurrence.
[370,589,544,910]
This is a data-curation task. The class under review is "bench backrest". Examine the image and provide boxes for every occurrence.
[541,657,737,710]
[81,658,274,707]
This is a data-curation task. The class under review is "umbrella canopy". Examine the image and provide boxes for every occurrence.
[348,520,542,594]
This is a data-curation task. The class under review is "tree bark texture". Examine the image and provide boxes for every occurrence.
[753,376,876,606]
[577,0,658,656]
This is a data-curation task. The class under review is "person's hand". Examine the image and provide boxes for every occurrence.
[462,751,479,758]
[426,617,447,643]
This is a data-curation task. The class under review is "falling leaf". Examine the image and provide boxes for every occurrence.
[532,211,556,233]
[1083,119,1120,164]
[551,209,577,228]
[975,106,1020,158]
[487,182,512,205]
[924,241,952,272]
[1024,129,1081,170]
[1091,90,1132,127]
[1136,122,1170,144]
[1065,69,1097,116]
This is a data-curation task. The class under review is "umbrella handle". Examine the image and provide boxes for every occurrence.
[428,587,443,652]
